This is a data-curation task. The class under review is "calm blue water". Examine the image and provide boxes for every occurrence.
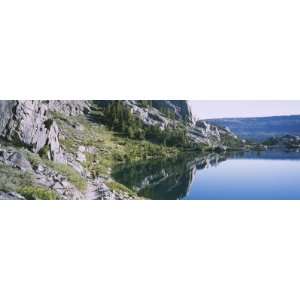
[112,150,300,200]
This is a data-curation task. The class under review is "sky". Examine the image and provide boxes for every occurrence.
[189,100,300,120]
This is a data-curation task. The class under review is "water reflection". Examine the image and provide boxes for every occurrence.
[112,149,300,200]
[112,152,229,199]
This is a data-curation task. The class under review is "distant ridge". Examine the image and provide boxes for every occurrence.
[205,114,300,141]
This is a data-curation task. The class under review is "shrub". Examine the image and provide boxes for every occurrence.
[38,145,50,159]
[18,186,59,200]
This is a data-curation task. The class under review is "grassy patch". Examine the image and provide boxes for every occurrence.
[26,151,43,168]
[50,111,72,124]
[106,181,137,198]
[18,186,59,200]
[26,149,87,192]
[45,161,87,192]
[0,164,34,193]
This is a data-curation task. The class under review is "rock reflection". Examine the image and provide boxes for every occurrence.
[112,152,229,199]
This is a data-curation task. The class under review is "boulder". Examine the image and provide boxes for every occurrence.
[0,149,32,171]
[7,152,32,171]
[0,191,26,200]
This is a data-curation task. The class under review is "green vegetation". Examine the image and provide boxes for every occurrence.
[83,139,179,178]
[158,107,176,120]
[18,186,59,200]
[0,164,33,193]
[102,101,145,139]
[26,151,43,168]
[52,111,181,178]
[0,161,59,200]
[106,181,137,198]
[221,135,245,149]
[26,149,87,192]
[45,161,87,192]
[136,100,153,108]
[100,101,192,148]
[38,144,50,159]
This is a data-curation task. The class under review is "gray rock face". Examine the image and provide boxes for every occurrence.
[6,152,32,171]
[152,100,193,123]
[126,100,193,126]
[95,100,193,129]
[0,101,65,162]
[121,100,171,129]
[47,100,90,116]
[85,178,135,200]
[0,191,26,200]
[0,147,32,171]
[0,101,17,134]
[188,120,239,146]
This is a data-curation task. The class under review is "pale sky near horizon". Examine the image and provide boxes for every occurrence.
[189,100,300,120]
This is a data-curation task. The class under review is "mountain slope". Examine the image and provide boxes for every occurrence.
[95,100,240,147]
[206,115,300,141]
[0,100,243,200]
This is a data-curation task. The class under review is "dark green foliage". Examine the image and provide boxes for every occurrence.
[38,144,50,159]
[159,107,176,120]
[144,125,189,147]
[137,100,153,108]
[18,186,59,200]
[44,119,54,130]
[101,101,191,148]
[103,101,143,140]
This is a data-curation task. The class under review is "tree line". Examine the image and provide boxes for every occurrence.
[102,101,191,147]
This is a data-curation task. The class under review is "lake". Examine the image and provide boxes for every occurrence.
[112,150,300,200]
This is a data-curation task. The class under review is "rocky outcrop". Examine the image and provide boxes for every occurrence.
[0,145,81,199]
[0,191,25,200]
[0,148,32,171]
[188,120,239,146]
[95,100,193,129]
[33,163,83,200]
[0,101,65,162]
[0,100,93,164]
[151,100,193,123]
[0,101,16,134]
[47,100,90,116]
[85,178,135,200]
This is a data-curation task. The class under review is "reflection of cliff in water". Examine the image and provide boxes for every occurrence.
[112,153,228,199]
